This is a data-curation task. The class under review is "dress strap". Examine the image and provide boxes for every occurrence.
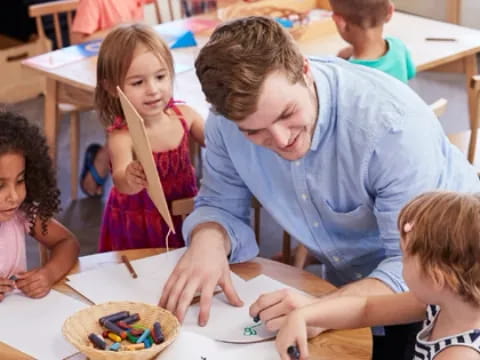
[167,99,189,133]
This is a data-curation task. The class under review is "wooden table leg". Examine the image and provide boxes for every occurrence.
[465,54,478,164]
[44,77,58,165]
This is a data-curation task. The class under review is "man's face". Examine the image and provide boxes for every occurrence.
[237,66,318,161]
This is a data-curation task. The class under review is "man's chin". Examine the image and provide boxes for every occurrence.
[276,149,307,161]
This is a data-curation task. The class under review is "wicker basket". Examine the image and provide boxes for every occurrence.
[63,301,179,360]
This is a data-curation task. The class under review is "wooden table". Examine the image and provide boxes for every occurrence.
[22,10,480,164]
[0,248,372,360]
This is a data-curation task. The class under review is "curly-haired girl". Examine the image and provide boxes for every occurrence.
[0,112,79,301]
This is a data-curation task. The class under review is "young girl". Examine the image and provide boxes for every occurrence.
[0,112,79,301]
[95,23,204,251]
[275,191,480,360]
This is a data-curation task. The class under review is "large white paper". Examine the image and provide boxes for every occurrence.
[157,330,279,360]
[183,275,308,343]
[67,248,246,305]
[0,289,87,360]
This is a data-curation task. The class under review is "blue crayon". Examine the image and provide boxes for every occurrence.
[99,311,130,325]
[108,342,121,351]
[143,337,152,348]
[136,328,151,344]
[123,313,141,324]
[287,345,301,359]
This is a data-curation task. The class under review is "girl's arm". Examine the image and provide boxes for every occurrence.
[15,218,80,298]
[178,105,205,146]
[108,130,147,194]
[275,292,425,360]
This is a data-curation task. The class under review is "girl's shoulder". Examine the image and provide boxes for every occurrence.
[107,116,128,133]
[172,104,203,129]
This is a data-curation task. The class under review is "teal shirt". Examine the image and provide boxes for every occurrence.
[349,36,416,82]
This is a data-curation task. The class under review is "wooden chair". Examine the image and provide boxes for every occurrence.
[468,75,480,164]
[171,196,294,264]
[29,0,92,200]
[430,98,448,118]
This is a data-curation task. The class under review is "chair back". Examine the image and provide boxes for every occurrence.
[29,0,79,49]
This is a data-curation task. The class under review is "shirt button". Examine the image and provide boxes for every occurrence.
[313,222,319,227]
[333,256,340,263]
[355,273,363,279]
[301,194,307,201]
[295,161,301,166]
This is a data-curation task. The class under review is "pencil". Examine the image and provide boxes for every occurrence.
[121,255,138,278]
[425,37,456,42]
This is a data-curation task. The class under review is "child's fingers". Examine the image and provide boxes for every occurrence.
[0,278,15,288]
[27,287,50,299]
[0,284,14,294]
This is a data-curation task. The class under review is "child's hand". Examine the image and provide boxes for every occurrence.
[15,268,54,299]
[275,309,309,360]
[0,277,15,302]
[125,160,148,192]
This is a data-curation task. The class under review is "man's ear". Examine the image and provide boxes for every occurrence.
[332,13,347,32]
[385,3,395,23]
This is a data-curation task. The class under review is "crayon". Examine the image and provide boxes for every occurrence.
[116,320,131,330]
[126,333,138,343]
[103,319,127,339]
[88,333,106,350]
[144,337,152,348]
[108,342,121,351]
[99,311,130,325]
[123,343,145,351]
[152,322,165,344]
[136,328,151,344]
[425,37,456,41]
[121,255,138,278]
[253,314,260,323]
[122,313,141,324]
[8,275,17,281]
[287,345,301,359]
[106,332,122,343]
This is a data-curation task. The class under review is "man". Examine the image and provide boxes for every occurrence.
[159,16,480,359]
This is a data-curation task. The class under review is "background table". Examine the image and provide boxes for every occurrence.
[0,248,372,360]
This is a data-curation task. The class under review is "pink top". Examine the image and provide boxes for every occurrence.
[0,212,29,279]
[72,0,151,36]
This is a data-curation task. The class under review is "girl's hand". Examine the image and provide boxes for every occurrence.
[276,309,310,360]
[15,268,54,299]
[0,277,15,302]
[125,160,148,192]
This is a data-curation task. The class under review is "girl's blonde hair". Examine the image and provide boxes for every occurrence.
[95,23,174,127]
[398,191,480,305]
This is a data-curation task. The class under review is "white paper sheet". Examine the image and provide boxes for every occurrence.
[67,248,246,305]
[183,275,307,343]
[0,289,87,360]
[157,330,279,360]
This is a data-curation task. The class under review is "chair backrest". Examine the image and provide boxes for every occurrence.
[430,98,448,118]
[171,197,266,246]
[29,0,79,49]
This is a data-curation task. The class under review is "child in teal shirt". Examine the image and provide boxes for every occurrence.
[331,0,416,83]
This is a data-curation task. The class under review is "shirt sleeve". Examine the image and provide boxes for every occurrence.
[71,0,101,35]
[405,46,416,80]
[366,118,444,292]
[182,112,259,263]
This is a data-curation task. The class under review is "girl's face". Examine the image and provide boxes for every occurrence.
[122,45,173,122]
[0,152,26,222]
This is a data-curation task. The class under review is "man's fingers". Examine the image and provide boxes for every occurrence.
[198,281,217,326]
[221,273,243,308]
[174,279,201,323]
[164,274,187,313]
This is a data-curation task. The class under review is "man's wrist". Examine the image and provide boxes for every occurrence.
[190,222,231,256]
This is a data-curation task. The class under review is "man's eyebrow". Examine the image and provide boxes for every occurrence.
[238,104,293,132]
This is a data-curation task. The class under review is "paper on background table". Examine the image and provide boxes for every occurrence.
[0,289,87,360]
[157,330,278,360]
[67,248,246,305]
[117,86,175,233]
[183,274,309,343]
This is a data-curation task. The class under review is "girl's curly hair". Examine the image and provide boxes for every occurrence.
[0,112,60,235]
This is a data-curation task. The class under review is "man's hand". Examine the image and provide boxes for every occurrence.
[159,223,243,325]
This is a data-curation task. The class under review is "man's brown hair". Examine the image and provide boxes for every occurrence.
[195,16,304,122]
[95,23,174,127]
[329,0,391,28]
[398,191,480,306]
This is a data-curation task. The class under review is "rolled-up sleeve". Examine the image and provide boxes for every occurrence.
[182,112,259,263]
[367,117,444,292]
